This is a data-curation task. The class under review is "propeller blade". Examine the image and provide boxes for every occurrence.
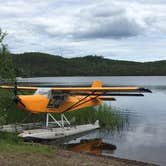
[13,96,26,108]
[14,80,17,96]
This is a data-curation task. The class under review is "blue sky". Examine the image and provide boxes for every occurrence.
[0,0,166,62]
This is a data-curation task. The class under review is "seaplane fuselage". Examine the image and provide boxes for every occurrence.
[17,88,105,113]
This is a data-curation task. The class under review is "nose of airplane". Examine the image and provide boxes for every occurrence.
[13,96,26,108]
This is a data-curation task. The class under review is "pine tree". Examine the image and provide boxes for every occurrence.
[0,28,15,124]
[0,29,15,80]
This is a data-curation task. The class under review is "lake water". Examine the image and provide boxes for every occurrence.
[19,76,166,166]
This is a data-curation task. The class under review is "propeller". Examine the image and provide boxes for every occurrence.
[3,79,25,112]
[13,95,25,108]
[13,80,17,96]
[13,80,26,107]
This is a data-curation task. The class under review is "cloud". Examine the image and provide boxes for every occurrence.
[0,0,166,61]
[70,4,144,39]
[73,16,143,39]
[27,3,145,40]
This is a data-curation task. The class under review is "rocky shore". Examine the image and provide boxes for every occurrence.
[0,147,158,166]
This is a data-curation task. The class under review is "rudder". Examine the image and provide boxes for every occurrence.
[92,80,102,87]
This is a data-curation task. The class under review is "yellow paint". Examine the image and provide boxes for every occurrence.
[18,94,102,113]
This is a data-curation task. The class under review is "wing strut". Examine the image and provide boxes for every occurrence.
[62,93,93,113]
[62,92,101,113]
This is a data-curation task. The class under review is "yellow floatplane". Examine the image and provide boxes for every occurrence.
[0,80,151,140]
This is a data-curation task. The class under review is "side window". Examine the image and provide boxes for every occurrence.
[47,91,67,108]
[34,88,50,97]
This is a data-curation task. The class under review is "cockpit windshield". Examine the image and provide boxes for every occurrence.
[34,88,51,97]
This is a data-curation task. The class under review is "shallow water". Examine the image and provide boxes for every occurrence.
[19,76,166,166]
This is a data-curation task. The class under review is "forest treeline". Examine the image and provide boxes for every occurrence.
[12,52,166,77]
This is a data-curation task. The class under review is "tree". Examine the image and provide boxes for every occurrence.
[0,28,15,124]
[0,29,15,80]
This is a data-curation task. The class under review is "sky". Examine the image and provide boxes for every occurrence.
[0,0,166,62]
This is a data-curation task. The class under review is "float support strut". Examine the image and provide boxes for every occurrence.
[46,113,70,128]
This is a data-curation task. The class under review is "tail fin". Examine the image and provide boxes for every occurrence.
[92,80,102,87]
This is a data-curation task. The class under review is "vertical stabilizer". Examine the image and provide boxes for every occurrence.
[92,80,102,87]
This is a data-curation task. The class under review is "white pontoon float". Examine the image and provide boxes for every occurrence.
[18,113,100,141]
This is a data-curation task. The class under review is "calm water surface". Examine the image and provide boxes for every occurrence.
[19,76,166,166]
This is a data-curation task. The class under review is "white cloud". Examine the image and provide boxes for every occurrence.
[0,0,166,61]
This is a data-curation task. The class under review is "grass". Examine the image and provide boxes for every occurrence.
[0,132,56,155]
[64,104,129,132]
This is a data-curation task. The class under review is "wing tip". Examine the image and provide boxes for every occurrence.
[138,88,152,93]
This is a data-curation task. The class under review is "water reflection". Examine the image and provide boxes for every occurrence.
[66,138,116,156]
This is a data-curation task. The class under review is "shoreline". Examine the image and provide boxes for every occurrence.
[0,147,158,166]
[53,148,158,166]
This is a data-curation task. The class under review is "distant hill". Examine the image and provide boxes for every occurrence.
[11,52,166,77]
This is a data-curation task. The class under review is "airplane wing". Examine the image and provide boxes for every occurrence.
[50,79,151,97]
[0,85,38,90]
[45,80,151,93]
[50,87,151,93]
[0,80,152,94]
[0,86,151,93]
